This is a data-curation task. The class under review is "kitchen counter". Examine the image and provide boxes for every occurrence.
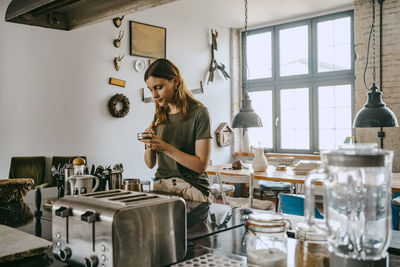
[1,187,400,266]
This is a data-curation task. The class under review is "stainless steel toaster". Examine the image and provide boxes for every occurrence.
[52,190,186,267]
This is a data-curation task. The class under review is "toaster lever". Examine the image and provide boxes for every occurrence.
[81,210,98,223]
[55,206,72,217]
[85,255,99,267]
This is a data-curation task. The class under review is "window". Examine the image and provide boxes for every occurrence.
[245,11,354,153]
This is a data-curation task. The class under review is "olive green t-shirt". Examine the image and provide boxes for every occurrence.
[154,104,212,196]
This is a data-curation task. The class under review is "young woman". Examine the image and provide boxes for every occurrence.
[140,59,212,202]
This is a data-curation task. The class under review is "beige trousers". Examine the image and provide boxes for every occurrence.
[153,178,213,203]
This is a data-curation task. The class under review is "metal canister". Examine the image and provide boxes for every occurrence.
[64,165,74,196]
[122,179,143,192]
[110,170,123,189]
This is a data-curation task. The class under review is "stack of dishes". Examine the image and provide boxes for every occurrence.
[293,162,320,176]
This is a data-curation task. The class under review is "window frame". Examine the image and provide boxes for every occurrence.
[242,10,355,153]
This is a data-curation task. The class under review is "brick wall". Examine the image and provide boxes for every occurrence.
[354,0,400,171]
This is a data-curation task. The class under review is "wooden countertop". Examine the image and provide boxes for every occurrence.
[234,152,321,160]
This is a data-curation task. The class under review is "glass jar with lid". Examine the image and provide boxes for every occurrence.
[295,222,329,267]
[72,157,86,176]
[245,213,287,267]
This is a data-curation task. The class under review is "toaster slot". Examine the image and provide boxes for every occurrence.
[107,193,147,201]
[120,195,159,204]
[84,190,130,198]
[83,189,122,196]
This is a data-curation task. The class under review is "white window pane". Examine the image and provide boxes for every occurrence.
[279,25,309,76]
[295,129,309,149]
[319,108,335,129]
[334,44,351,70]
[319,129,335,150]
[280,88,310,150]
[334,85,351,107]
[317,16,351,73]
[317,21,333,46]
[318,47,334,72]
[318,84,352,150]
[280,90,294,109]
[335,107,352,129]
[319,87,335,108]
[334,17,351,44]
[294,88,309,109]
[248,91,273,149]
[281,130,295,149]
[247,32,272,79]
[295,109,309,129]
[281,109,295,129]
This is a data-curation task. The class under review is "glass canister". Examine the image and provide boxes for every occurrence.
[245,213,287,267]
[71,157,86,195]
[295,223,329,267]
[72,157,86,176]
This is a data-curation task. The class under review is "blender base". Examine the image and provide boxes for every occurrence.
[329,252,388,267]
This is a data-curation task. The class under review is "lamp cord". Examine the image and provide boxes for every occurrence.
[363,0,377,91]
[244,0,248,90]
[244,0,254,93]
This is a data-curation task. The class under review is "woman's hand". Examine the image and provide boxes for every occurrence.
[142,120,159,169]
[142,134,170,152]
[140,121,158,150]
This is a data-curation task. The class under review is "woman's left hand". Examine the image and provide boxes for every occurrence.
[142,134,170,152]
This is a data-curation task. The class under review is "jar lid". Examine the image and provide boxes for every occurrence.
[247,213,286,228]
[73,157,85,165]
[296,222,327,241]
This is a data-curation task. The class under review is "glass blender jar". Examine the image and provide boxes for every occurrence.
[305,144,393,267]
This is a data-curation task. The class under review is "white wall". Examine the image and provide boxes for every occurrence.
[0,0,233,181]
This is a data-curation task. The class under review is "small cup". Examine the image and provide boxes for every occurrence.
[137,132,152,141]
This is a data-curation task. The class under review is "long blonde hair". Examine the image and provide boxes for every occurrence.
[144,58,202,123]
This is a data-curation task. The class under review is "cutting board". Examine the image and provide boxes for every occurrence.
[0,224,52,263]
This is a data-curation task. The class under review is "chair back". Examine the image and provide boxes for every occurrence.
[218,173,250,184]
[216,172,252,204]
[9,156,46,186]
[215,172,272,210]
[279,193,323,219]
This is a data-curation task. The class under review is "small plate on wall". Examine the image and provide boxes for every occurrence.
[134,59,146,73]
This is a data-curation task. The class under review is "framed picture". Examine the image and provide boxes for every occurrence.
[130,21,166,59]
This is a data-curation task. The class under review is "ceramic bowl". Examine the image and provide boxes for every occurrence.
[267,157,299,170]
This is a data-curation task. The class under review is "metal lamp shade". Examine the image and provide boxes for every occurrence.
[232,91,263,128]
[353,84,398,128]
[232,111,263,128]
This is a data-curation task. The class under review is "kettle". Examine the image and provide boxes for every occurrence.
[305,144,393,267]
[68,175,99,195]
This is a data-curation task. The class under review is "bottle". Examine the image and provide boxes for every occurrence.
[252,148,268,172]
[245,213,287,267]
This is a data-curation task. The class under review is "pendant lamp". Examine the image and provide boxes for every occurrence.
[232,0,263,151]
[353,0,398,148]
